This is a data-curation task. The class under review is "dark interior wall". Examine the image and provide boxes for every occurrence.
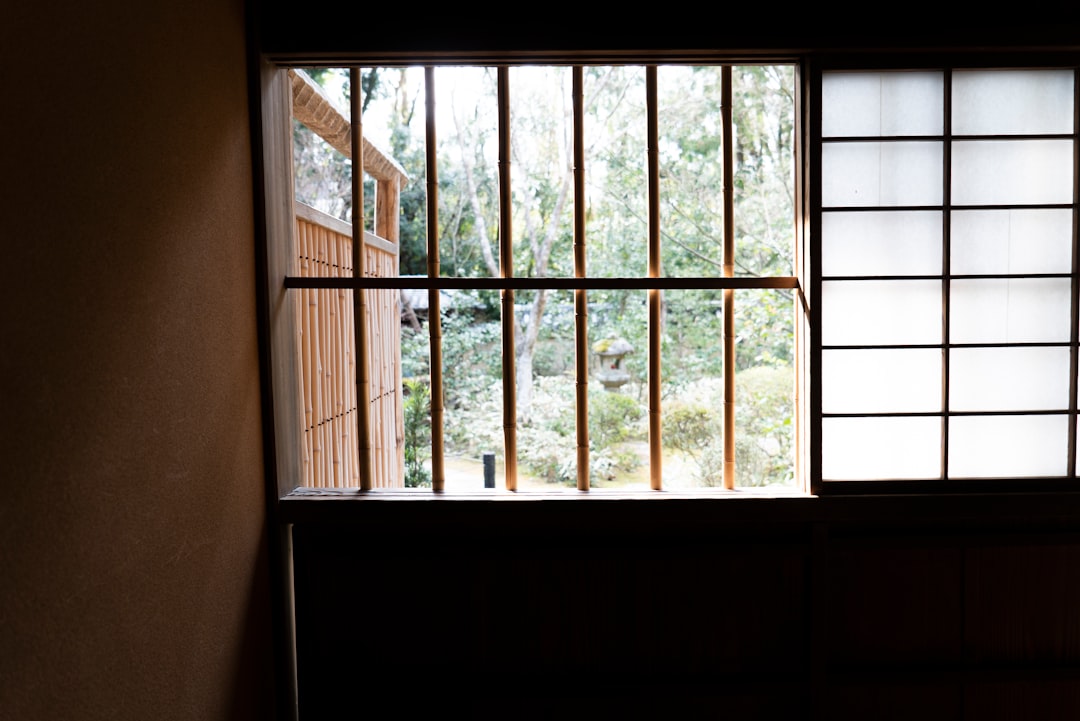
[288,499,1080,721]
[1,1,274,719]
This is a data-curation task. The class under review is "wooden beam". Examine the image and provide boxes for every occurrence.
[288,68,409,187]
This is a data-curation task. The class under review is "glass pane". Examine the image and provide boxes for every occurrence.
[591,288,650,491]
[822,280,942,346]
[507,67,576,278]
[661,288,724,491]
[823,416,941,480]
[433,66,502,278]
[585,66,648,278]
[733,65,796,277]
[438,298,505,486]
[292,67,354,224]
[951,209,1073,275]
[822,210,942,276]
[822,71,944,137]
[952,140,1074,206]
[953,69,1075,135]
[734,288,796,490]
[950,278,1071,343]
[515,289,586,490]
[657,66,726,277]
[823,349,941,413]
[949,414,1067,478]
[822,142,943,207]
[950,347,1071,411]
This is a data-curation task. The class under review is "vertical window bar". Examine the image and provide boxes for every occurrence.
[425,67,446,492]
[1069,68,1080,478]
[498,66,518,491]
[573,67,590,492]
[646,66,663,490]
[808,62,823,495]
[942,68,953,482]
[722,65,736,491]
[350,68,373,491]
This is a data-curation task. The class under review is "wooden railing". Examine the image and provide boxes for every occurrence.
[290,68,407,488]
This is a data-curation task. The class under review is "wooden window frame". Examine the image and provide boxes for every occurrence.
[258,46,1080,502]
[260,55,807,497]
[809,52,1080,495]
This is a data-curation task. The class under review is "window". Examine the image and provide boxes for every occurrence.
[816,63,1079,492]
[258,50,1079,499]
[276,62,805,494]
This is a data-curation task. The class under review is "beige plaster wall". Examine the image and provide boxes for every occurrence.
[0,1,276,719]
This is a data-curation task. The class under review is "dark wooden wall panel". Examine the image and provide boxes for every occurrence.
[829,544,964,667]
[289,508,1080,720]
[966,542,1080,665]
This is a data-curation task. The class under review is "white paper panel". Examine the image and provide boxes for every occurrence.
[823,142,943,207]
[950,278,1071,343]
[822,280,942,345]
[822,71,944,137]
[953,69,1075,135]
[949,347,1071,411]
[949,414,1067,478]
[823,416,941,480]
[823,349,941,413]
[822,211,942,276]
[952,140,1074,206]
[951,209,1073,275]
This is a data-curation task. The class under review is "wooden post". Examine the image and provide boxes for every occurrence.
[351,68,374,491]
[722,65,736,491]
[647,66,662,491]
[498,66,518,491]
[425,66,446,492]
[573,66,590,492]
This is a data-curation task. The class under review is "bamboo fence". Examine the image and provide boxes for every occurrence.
[289,66,408,489]
[294,202,404,488]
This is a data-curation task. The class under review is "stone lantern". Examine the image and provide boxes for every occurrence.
[593,337,634,392]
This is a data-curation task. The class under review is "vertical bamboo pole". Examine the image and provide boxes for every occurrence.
[337,230,354,486]
[499,66,518,491]
[573,66,589,492]
[722,65,736,491]
[299,220,314,486]
[318,240,332,486]
[315,234,326,487]
[351,68,374,491]
[328,227,342,486]
[646,66,662,491]
[426,66,446,492]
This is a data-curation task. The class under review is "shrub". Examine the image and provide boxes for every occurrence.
[403,377,432,487]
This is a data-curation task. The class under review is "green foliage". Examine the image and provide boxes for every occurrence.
[403,377,432,487]
[661,367,794,487]
[589,391,645,449]
[662,401,718,458]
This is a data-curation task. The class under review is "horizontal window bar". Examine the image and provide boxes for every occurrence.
[823,203,1075,213]
[822,133,1074,142]
[823,342,1073,350]
[285,276,800,291]
[823,273,1073,281]
[823,409,1072,418]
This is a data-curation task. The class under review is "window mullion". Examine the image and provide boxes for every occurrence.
[1069,67,1080,478]
[722,64,736,491]
[350,68,374,491]
[942,68,952,482]
[498,66,518,491]
[646,65,662,491]
[573,66,590,492]
[425,66,446,493]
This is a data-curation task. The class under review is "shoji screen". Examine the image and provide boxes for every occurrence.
[819,68,1077,482]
